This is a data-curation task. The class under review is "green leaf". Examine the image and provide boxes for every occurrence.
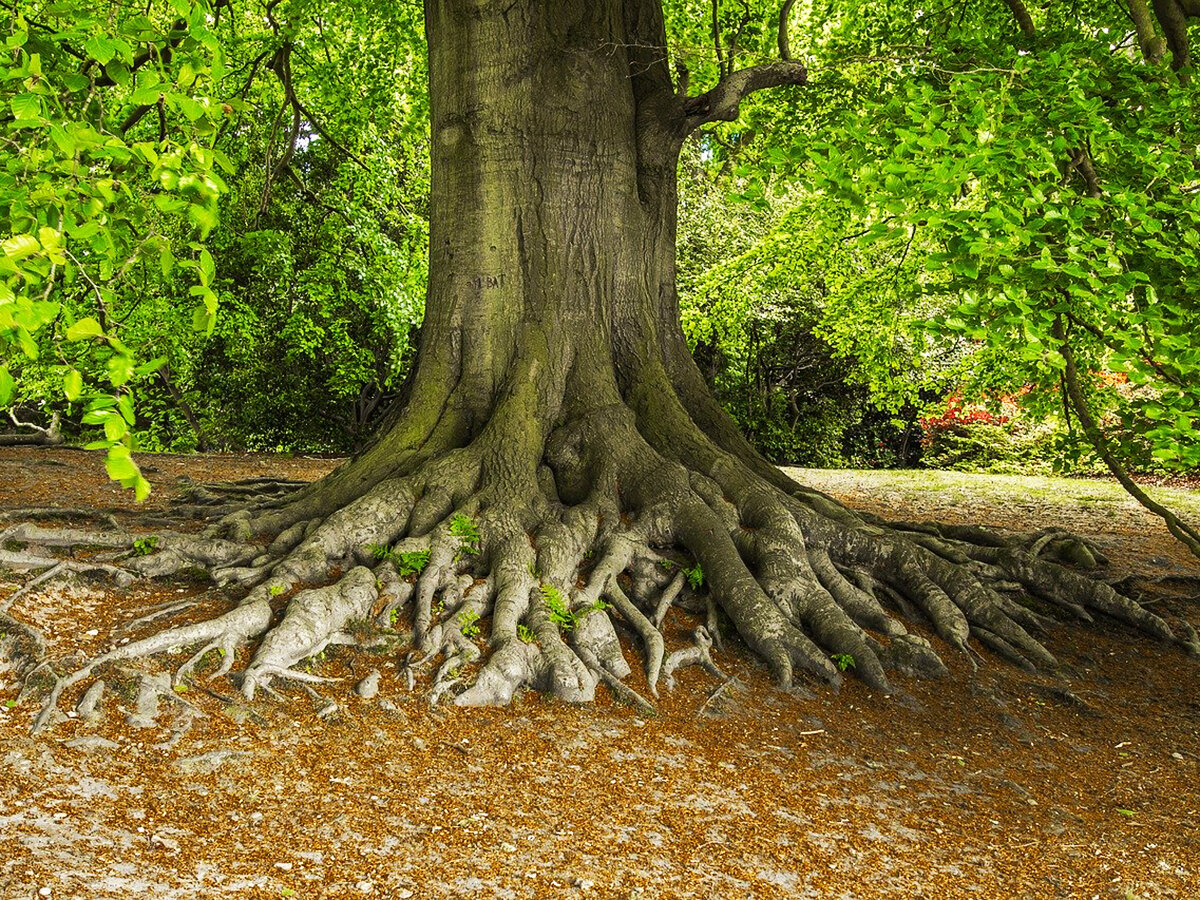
[0,367,13,406]
[198,249,215,285]
[63,369,83,401]
[192,307,214,333]
[10,93,42,121]
[159,246,175,278]
[134,357,167,377]
[85,35,117,65]
[104,448,138,481]
[66,318,104,341]
[117,393,135,424]
[2,234,40,261]
[107,354,134,387]
[103,414,128,441]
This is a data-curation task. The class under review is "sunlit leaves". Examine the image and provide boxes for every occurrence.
[0,0,233,497]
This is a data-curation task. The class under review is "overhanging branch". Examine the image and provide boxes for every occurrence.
[778,0,798,60]
[682,60,807,131]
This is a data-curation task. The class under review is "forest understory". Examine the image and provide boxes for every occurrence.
[0,447,1197,899]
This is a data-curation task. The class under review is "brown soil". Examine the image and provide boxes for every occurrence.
[1,448,1197,900]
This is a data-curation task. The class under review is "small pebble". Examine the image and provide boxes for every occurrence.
[39,889,51,898]
[356,880,373,893]
[1172,752,1184,760]
[412,737,427,752]
[355,670,381,700]
[275,862,293,871]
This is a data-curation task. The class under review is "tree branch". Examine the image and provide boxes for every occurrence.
[1,410,62,447]
[778,0,798,60]
[1002,0,1036,37]
[683,61,807,130]
[712,0,726,78]
[1127,0,1167,64]
[1053,316,1200,560]
[1152,0,1194,77]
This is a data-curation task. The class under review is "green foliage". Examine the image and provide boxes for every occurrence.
[369,544,431,577]
[682,562,704,591]
[670,0,1199,484]
[132,536,158,556]
[831,653,856,672]
[778,1,1199,476]
[457,609,480,638]
[516,623,536,644]
[1,0,234,497]
[921,418,1065,476]
[2,0,430,463]
[676,144,930,468]
[539,584,576,631]
[449,514,480,559]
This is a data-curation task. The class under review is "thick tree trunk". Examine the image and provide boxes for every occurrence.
[20,0,1199,732]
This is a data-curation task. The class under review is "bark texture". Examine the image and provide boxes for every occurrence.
[16,0,1200,731]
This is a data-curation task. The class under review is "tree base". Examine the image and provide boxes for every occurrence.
[9,395,1199,733]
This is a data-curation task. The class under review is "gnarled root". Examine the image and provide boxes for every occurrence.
[32,598,272,733]
[15,378,1200,731]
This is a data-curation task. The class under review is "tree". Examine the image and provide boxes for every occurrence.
[14,0,1200,730]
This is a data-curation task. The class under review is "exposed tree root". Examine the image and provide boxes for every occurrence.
[11,387,1200,733]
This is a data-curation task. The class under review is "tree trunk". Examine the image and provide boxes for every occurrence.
[22,0,1199,731]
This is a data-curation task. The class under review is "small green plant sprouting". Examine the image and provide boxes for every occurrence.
[457,609,481,638]
[401,550,431,576]
[832,653,856,672]
[659,559,675,571]
[450,514,481,559]
[589,598,610,612]
[132,536,159,556]
[368,544,431,577]
[517,623,536,644]
[682,562,704,591]
[388,607,400,627]
[269,584,286,597]
[540,584,577,630]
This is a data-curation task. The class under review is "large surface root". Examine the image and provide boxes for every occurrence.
[12,397,1200,730]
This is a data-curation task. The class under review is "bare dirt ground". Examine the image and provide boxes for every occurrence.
[0,448,1197,900]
